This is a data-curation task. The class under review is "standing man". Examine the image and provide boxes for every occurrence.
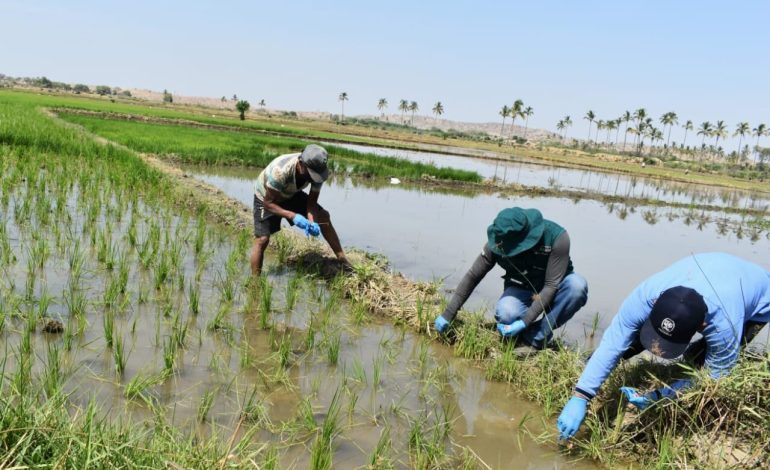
[434,207,588,349]
[250,144,351,276]
[557,252,770,440]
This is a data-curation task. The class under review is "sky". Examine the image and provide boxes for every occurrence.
[2,0,769,148]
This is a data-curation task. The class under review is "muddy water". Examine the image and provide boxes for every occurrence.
[183,165,770,348]
[331,142,770,210]
[0,184,595,468]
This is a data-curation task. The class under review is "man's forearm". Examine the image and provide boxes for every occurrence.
[263,199,295,220]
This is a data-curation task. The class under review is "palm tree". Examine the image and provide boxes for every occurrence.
[697,121,713,159]
[595,120,605,146]
[556,119,565,139]
[258,99,266,109]
[621,111,632,151]
[660,111,678,148]
[499,105,511,139]
[522,106,534,139]
[235,100,250,120]
[682,120,693,148]
[509,99,524,139]
[409,101,419,126]
[563,115,573,141]
[633,108,647,147]
[398,99,409,124]
[712,120,728,151]
[753,123,767,162]
[614,118,623,145]
[432,101,444,121]
[605,119,617,145]
[338,92,349,122]
[583,110,596,143]
[377,98,388,118]
[733,122,750,157]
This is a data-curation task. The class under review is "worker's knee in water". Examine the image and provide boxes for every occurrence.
[495,296,527,324]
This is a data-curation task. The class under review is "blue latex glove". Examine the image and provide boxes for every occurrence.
[496,320,526,338]
[305,221,321,237]
[619,386,653,410]
[656,379,692,399]
[292,213,311,231]
[557,396,588,440]
[434,315,450,333]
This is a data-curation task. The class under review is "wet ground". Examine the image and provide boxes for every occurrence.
[183,162,770,349]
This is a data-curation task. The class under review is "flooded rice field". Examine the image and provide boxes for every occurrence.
[332,142,770,211]
[0,153,597,468]
[184,164,770,349]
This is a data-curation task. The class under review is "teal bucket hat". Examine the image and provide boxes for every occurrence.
[487,208,545,257]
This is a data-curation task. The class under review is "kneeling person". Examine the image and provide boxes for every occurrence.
[250,144,350,276]
[434,207,588,349]
[557,252,770,440]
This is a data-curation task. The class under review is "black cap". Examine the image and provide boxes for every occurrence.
[640,286,707,359]
[299,144,329,183]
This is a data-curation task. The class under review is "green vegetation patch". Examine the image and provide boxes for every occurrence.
[57,111,483,182]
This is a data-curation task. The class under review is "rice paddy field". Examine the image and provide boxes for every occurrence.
[1,88,769,469]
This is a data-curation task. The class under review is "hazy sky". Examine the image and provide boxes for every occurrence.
[2,0,769,147]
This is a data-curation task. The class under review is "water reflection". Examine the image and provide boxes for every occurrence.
[332,142,770,211]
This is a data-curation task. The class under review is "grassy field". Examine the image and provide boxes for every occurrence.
[1,88,768,468]
[7,88,770,194]
[55,111,483,182]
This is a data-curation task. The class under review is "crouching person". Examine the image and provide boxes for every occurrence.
[250,144,351,276]
[557,252,770,440]
[434,207,588,350]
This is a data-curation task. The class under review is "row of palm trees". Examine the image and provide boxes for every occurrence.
[498,99,534,140]
[556,108,768,162]
[374,98,444,125]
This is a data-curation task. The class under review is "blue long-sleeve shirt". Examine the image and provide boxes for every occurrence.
[576,253,770,398]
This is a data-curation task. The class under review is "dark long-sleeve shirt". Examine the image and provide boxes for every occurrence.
[441,231,572,325]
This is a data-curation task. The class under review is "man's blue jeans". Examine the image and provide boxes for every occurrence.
[495,273,588,348]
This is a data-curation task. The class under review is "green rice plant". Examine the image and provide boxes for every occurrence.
[285,271,301,310]
[309,388,342,470]
[277,334,292,369]
[304,327,315,351]
[170,310,188,348]
[367,426,394,470]
[188,281,200,315]
[124,370,169,400]
[372,355,383,391]
[453,313,496,360]
[42,342,63,398]
[64,286,87,318]
[37,289,52,320]
[259,276,273,329]
[207,303,232,332]
[351,301,368,325]
[68,238,85,287]
[162,336,177,374]
[103,310,115,348]
[325,330,341,365]
[193,215,206,255]
[197,387,218,422]
[62,321,75,351]
[272,232,292,264]
[153,252,171,290]
[259,447,279,470]
[113,332,127,376]
[241,386,271,427]
[24,255,37,301]
[350,358,367,385]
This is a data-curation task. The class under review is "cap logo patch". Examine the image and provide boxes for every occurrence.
[660,318,675,335]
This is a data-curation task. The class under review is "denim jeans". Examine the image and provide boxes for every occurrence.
[495,272,588,348]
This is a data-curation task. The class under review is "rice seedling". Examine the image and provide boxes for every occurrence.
[162,336,177,374]
[124,370,169,400]
[188,281,200,315]
[367,426,394,470]
[259,276,272,329]
[103,310,115,348]
[284,271,301,310]
[113,332,127,376]
[207,303,232,332]
[325,330,342,365]
[241,386,271,427]
[42,342,64,398]
[277,333,292,369]
[197,387,218,422]
[309,388,342,470]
